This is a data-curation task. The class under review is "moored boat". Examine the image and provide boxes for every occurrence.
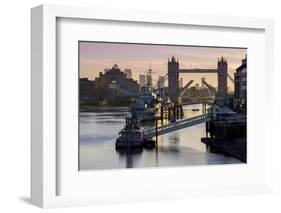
[115,117,156,148]
[115,117,144,148]
[130,85,157,122]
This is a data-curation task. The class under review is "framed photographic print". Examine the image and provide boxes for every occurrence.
[78,41,247,170]
[31,4,274,208]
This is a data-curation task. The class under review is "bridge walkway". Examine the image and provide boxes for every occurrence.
[143,113,210,139]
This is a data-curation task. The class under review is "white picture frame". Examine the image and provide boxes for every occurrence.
[31,4,274,208]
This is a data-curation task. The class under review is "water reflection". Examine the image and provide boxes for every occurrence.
[79,104,242,170]
[116,147,143,168]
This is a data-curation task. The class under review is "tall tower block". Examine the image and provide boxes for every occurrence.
[217,57,228,97]
[168,56,179,103]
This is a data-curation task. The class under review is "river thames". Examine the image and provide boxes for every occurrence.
[79,104,242,170]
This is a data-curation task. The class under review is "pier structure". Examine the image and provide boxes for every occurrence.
[158,99,184,123]
[205,112,246,140]
[202,111,247,162]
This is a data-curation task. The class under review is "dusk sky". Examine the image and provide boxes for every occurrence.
[79,42,247,91]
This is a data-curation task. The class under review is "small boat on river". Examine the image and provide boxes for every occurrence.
[116,117,155,148]
[192,108,200,112]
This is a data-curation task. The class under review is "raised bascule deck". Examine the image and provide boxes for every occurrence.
[143,113,211,139]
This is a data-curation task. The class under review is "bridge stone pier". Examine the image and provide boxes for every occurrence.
[167,56,228,102]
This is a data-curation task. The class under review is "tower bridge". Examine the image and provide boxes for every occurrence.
[168,56,228,103]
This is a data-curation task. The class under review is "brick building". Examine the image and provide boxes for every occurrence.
[80,64,139,106]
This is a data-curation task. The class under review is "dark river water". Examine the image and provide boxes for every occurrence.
[79,104,241,170]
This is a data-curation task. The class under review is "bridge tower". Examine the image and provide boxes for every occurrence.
[168,56,179,103]
[217,57,228,98]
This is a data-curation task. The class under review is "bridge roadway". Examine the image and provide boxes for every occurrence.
[143,113,211,139]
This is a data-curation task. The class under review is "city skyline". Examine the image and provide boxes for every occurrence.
[79,42,247,90]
